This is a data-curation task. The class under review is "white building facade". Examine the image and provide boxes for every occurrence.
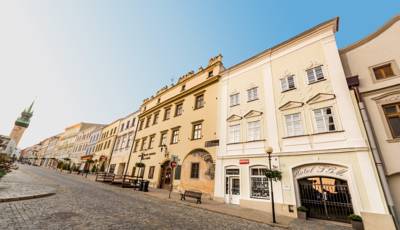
[215,18,395,229]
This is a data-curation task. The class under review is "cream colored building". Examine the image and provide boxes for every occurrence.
[71,124,104,170]
[340,15,400,225]
[43,134,61,168]
[93,119,121,171]
[108,111,138,176]
[127,55,223,197]
[215,17,395,229]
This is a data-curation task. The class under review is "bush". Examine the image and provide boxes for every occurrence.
[297,206,308,212]
[348,214,362,222]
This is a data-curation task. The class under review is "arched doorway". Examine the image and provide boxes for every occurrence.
[298,176,353,222]
[159,160,171,189]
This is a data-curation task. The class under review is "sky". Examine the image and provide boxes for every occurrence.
[0,0,399,148]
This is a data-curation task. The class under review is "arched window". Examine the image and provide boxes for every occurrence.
[250,166,269,199]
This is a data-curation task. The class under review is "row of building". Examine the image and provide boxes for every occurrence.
[22,16,400,229]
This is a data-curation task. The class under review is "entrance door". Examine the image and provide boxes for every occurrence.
[226,176,240,205]
[159,161,171,189]
[298,177,353,223]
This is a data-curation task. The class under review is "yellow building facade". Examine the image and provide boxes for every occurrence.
[93,119,121,171]
[127,55,223,197]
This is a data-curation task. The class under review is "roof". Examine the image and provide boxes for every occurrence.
[340,15,400,53]
[223,17,339,73]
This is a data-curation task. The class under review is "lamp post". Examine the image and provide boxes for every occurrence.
[265,146,276,224]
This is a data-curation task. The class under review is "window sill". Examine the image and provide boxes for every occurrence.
[281,88,296,93]
[311,130,344,135]
[227,139,265,145]
[386,138,400,143]
[282,134,309,139]
[191,138,202,141]
[307,78,327,85]
[194,106,204,111]
[247,98,259,103]
[230,104,240,108]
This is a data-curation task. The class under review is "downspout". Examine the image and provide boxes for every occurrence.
[353,86,399,228]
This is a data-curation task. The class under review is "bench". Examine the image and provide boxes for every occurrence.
[95,172,106,181]
[180,190,202,204]
[103,173,115,182]
[111,175,123,184]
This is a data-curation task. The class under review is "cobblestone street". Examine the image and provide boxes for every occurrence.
[0,165,282,230]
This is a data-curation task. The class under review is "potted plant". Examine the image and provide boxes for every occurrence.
[135,162,145,168]
[348,214,363,230]
[297,206,308,220]
[264,168,282,181]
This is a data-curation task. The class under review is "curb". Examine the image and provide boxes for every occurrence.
[0,191,56,203]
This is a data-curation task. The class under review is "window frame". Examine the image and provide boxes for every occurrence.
[194,94,205,110]
[192,123,203,140]
[250,166,270,199]
[373,63,395,80]
[230,93,240,107]
[171,129,179,144]
[313,107,336,133]
[228,124,241,144]
[247,87,259,102]
[285,112,304,137]
[280,75,296,92]
[306,65,325,84]
[190,162,200,179]
[148,166,155,179]
[247,120,261,141]
[382,102,400,138]
[175,103,183,117]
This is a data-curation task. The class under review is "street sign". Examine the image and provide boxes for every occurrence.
[170,161,177,168]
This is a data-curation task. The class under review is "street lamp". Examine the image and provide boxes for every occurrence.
[265,146,276,224]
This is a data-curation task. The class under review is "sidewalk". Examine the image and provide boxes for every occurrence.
[142,188,351,230]
[0,168,56,202]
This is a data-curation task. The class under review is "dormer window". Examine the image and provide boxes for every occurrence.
[280,75,295,92]
[208,71,214,78]
[181,85,186,91]
[307,66,325,84]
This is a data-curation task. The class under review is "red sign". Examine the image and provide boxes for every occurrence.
[170,161,177,168]
[239,159,249,165]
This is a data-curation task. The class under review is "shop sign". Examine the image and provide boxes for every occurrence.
[293,164,348,179]
[239,159,249,164]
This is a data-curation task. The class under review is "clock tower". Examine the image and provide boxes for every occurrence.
[9,101,34,146]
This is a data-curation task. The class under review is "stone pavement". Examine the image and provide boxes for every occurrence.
[0,165,352,230]
[0,168,56,202]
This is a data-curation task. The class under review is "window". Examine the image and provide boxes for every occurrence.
[313,107,336,133]
[131,167,136,177]
[109,164,116,174]
[126,121,130,129]
[121,135,127,150]
[148,166,155,179]
[139,119,144,130]
[192,123,202,140]
[133,140,140,152]
[171,129,179,144]
[148,135,155,149]
[127,133,133,148]
[190,163,200,179]
[153,112,159,125]
[175,103,183,116]
[280,75,295,91]
[285,113,304,136]
[140,137,147,150]
[383,103,400,138]
[247,121,261,141]
[114,137,120,150]
[164,108,171,120]
[373,63,395,80]
[181,84,186,91]
[174,165,181,180]
[228,124,241,143]
[160,132,168,146]
[250,167,269,199]
[307,66,325,84]
[195,94,204,109]
[208,71,214,78]
[247,87,258,101]
[145,116,152,128]
[131,118,135,127]
[230,93,239,107]
[120,123,125,132]
[157,98,161,104]
[139,166,145,178]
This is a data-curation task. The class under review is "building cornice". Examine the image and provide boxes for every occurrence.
[340,15,400,54]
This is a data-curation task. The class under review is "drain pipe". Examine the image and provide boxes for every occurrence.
[356,89,399,228]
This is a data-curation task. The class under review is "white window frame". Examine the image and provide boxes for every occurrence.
[250,166,269,199]
[171,129,179,144]
[313,107,336,133]
[306,66,325,84]
[247,120,261,141]
[280,75,295,91]
[285,113,304,136]
[247,87,258,102]
[228,124,241,144]
[230,93,240,107]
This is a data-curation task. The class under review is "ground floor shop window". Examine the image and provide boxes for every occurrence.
[250,167,269,199]
[109,164,116,174]
[148,166,155,179]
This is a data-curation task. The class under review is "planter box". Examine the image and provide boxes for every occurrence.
[297,211,307,220]
[351,220,364,230]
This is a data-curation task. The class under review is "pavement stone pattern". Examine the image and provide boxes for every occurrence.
[0,169,56,202]
[0,165,351,230]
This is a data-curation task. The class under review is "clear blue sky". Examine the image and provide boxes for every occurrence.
[0,0,398,148]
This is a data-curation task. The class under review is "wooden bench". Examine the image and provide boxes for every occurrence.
[180,190,202,204]
[121,176,137,188]
[111,175,123,184]
[95,172,106,181]
[103,173,115,182]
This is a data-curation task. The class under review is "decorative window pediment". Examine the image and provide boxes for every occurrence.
[306,93,335,105]
[278,101,304,111]
[243,110,263,118]
[372,91,400,104]
[227,114,242,122]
